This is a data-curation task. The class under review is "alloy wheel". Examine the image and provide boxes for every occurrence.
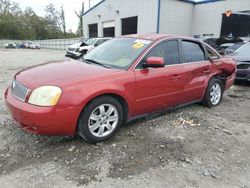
[210,83,221,105]
[88,104,119,138]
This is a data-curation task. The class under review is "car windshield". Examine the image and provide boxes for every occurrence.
[225,42,245,55]
[232,42,250,55]
[85,38,97,45]
[83,38,152,69]
[79,38,87,43]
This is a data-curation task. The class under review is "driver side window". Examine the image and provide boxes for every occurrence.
[136,40,180,69]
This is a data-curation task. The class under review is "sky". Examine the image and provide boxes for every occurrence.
[14,0,102,32]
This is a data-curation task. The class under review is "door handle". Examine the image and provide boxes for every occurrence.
[170,74,181,80]
[202,69,210,74]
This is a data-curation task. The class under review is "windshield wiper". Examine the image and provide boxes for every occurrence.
[84,58,112,69]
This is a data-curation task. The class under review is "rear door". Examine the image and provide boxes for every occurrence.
[179,40,212,103]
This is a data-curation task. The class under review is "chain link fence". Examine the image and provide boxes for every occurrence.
[0,38,80,50]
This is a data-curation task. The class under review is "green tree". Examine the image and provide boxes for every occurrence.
[0,0,78,40]
[0,0,22,39]
[76,2,84,36]
[59,5,66,37]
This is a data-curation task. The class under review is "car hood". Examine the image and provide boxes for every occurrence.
[68,42,81,48]
[14,59,121,89]
[79,45,92,50]
[227,53,250,62]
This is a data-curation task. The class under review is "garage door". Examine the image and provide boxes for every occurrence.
[221,12,250,37]
[103,21,115,37]
[122,16,138,35]
[89,23,98,38]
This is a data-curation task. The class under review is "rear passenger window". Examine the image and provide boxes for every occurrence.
[182,41,205,63]
[146,40,180,65]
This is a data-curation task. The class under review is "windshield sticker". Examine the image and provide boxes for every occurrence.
[132,42,145,49]
[134,39,151,44]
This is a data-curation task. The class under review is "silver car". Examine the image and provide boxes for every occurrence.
[227,42,250,82]
[66,38,110,59]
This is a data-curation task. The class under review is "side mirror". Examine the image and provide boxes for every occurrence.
[144,57,165,68]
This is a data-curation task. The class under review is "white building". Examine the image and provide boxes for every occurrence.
[82,0,250,39]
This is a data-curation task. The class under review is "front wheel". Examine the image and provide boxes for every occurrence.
[203,78,224,107]
[77,96,123,143]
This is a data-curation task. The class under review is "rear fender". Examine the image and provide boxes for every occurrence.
[201,58,236,98]
[218,58,237,76]
[201,71,226,100]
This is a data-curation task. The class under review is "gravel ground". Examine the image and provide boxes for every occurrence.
[0,48,250,188]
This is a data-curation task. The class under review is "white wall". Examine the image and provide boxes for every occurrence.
[192,0,250,38]
[83,0,250,38]
[83,0,158,38]
[159,0,194,36]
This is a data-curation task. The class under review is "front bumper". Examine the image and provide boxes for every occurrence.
[236,69,250,81]
[65,50,82,59]
[4,88,82,136]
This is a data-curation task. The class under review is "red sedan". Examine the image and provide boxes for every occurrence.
[5,34,236,143]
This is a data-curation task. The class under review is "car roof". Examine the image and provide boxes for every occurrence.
[122,33,198,42]
[90,37,111,40]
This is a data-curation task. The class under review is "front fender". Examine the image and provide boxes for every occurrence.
[58,73,136,117]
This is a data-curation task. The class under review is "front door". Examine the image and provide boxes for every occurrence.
[134,40,185,115]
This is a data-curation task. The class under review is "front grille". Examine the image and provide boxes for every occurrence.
[237,64,250,69]
[68,48,76,52]
[236,73,246,78]
[11,80,29,102]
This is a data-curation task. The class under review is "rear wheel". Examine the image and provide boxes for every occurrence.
[77,96,123,143]
[203,78,223,107]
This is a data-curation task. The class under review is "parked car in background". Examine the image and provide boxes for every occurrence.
[29,43,40,49]
[65,38,89,58]
[23,41,33,48]
[226,42,250,82]
[4,43,17,49]
[66,38,110,59]
[203,38,218,49]
[216,43,234,55]
[224,42,245,55]
[5,34,236,143]
[17,43,26,49]
[216,35,243,46]
[204,36,245,55]
[239,37,250,42]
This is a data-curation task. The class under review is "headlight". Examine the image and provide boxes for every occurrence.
[28,86,62,106]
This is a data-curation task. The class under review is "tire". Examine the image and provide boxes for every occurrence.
[203,77,224,107]
[77,96,123,143]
